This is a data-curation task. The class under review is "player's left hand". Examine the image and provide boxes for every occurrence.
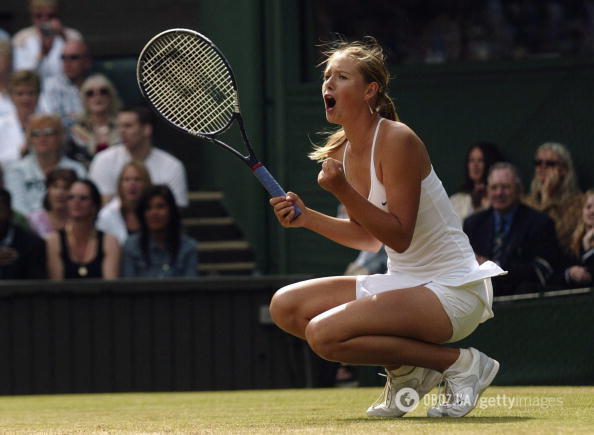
[318,158,348,195]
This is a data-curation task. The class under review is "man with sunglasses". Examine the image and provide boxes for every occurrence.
[39,39,90,128]
[11,0,83,81]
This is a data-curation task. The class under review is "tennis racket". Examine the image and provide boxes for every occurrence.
[136,28,300,217]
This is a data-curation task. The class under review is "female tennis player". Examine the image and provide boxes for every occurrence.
[269,37,506,418]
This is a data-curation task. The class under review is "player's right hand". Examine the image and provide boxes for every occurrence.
[270,192,306,228]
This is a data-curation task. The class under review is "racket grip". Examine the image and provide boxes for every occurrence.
[252,164,302,218]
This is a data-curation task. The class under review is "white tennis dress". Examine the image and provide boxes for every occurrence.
[346,118,506,324]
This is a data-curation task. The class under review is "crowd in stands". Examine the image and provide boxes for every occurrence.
[0,0,197,281]
[1,0,593,294]
[316,0,594,64]
[450,141,593,296]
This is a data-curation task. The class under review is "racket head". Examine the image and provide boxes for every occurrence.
[137,28,239,137]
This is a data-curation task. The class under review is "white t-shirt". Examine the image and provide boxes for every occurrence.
[89,144,188,207]
[96,197,128,245]
[12,26,83,80]
[0,93,15,117]
[0,110,25,171]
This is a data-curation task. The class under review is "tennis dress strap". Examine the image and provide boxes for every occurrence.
[342,117,384,180]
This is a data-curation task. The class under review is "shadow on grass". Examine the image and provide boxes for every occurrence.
[339,416,534,424]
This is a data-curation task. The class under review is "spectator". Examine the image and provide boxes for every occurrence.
[524,142,583,256]
[89,105,188,207]
[122,185,197,278]
[11,0,83,81]
[27,168,77,237]
[555,188,594,288]
[38,39,90,129]
[464,162,560,295]
[0,39,13,117]
[5,114,86,216]
[96,160,152,245]
[0,70,41,169]
[0,188,46,279]
[68,73,122,164]
[450,141,504,221]
[0,28,9,40]
[45,179,120,279]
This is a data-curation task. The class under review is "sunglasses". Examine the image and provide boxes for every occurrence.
[85,88,110,98]
[533,159,562,168]
[61,54,86,61]
[31,128,57,137]
[67,194,90,201]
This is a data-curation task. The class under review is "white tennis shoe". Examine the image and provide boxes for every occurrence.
[366,366,442,418]
[427,347,500,418]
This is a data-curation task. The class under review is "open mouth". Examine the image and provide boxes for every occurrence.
[324,95,336,109]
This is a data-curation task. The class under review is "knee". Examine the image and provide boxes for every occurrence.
[269,285,299,330]
[305,317,342,362]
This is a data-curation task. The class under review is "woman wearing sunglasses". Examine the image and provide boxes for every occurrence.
[5,114,86,216]
[68,73,122,164]
[45,178,120,279]
[525,142,583,256]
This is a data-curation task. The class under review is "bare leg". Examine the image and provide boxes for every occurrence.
[270,276,459,373]
[269,276,357,339]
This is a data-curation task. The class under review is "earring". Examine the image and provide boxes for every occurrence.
[368,104,374,115]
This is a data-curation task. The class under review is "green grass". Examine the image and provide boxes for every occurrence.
[0,386,592,433]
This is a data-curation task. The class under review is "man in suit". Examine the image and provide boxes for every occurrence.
[463,162,560,295]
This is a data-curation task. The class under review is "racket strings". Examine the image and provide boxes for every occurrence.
[140,32,236,135]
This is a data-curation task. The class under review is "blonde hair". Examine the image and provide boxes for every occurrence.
[79,73,122,117]
[27,114,64,147]
[29,0,59,10]
[569,189,593,257]
[117,160,152,208]
[527,142,580,204]
[8,70,41,94]
[309,37,399,162]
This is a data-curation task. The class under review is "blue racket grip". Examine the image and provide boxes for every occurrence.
[252,164,302,218]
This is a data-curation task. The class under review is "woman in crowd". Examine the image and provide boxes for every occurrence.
[524,142,583,256]
[46,179,120,279]
[68,73,122,163]
[556,189,594,288]
[27,168,77,237]
[122,185,197,278]
[0,70,40,169]
[449,141,504,221]
[5,113,86,215]
[96,160,152,244]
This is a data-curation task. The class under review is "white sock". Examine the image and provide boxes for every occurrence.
[445,348,472,375]
[389,365,415,376]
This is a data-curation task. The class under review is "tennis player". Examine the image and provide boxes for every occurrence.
[269,37,506,418]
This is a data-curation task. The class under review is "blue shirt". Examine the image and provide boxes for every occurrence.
[121,233,198,278]
[493,205,519,235]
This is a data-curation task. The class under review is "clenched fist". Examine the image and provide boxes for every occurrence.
[318,158,348,195]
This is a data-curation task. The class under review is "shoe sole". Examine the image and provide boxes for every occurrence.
[367,369,441,418]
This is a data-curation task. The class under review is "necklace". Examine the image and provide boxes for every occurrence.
[66,226,95,277]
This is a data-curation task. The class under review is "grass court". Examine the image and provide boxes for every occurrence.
[1,386,592,433]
